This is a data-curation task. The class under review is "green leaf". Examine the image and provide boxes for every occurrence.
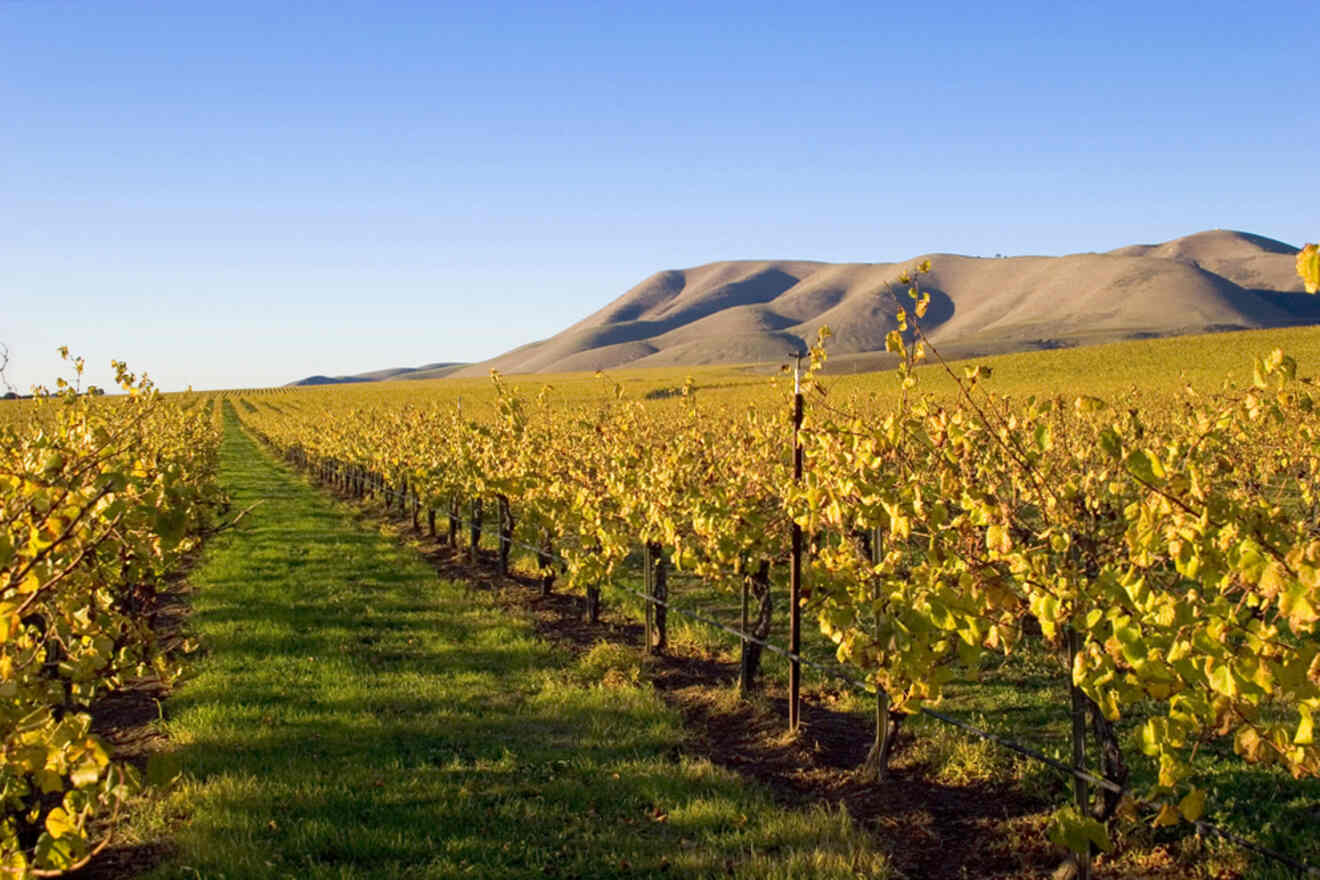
[34,828,86,869]
[146,751,184,787]
[1098,428,1122,460]
[1125,449,1165,485]
[1047,806,1112,855]
[1140,718,1167,756]
[1112,621,1145,665]
[1208,663,1238,698]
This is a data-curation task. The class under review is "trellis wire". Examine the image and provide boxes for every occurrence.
[282,446,1319,878]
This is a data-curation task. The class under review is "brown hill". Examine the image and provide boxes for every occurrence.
[451,229,1314,377]
[1108,229,1302,292]
[288,362,467,386]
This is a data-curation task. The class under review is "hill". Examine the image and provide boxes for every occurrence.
[287,362,467,386]
[291,229,1315,383]
[451,229,1312,377]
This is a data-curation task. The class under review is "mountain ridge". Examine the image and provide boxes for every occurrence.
[290,230,1317,384]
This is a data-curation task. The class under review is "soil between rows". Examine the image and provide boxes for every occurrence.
[407,534,1058,879]
[75,473,1217,879]
[403,528,1219,879]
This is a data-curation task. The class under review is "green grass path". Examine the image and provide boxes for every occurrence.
[135,407,886,879]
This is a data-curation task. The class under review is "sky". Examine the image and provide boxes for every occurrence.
[2,1,1316,391]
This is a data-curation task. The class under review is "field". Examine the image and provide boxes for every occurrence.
[5,325,1320,878]
[247,323,1320,414]
[8,4,1320,878]
[110,406,888,879]
[222,325,1320,877]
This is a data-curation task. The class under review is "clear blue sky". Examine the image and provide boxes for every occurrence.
[3,1,1315,391]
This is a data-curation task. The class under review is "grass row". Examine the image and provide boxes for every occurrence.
[313,460,1320,878]
[122,404,891,879]
[549,548,1320,878]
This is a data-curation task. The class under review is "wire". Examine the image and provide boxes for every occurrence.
[282,445,1319,877]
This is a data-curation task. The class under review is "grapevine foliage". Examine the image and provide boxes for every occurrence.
[1,355,222,877]
[236,256,1320,861]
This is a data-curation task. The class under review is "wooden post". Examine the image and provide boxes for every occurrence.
[428,508,437,538]
[789,352,804,732]
[1068,628,1091,880]
[643,543,654,653]
[860,526,901,781]
[586,585,601,624]
[648,541,667,655]
[740,576,750,682]
[539,528,555,596]
[738,562,773,694]
[496,495,514,576]
[469,498,483,564]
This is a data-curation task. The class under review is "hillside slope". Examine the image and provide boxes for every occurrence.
[451,229,1310,376]
[288,362,467,386]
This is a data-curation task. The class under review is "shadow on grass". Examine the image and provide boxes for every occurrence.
[121,407,892,880]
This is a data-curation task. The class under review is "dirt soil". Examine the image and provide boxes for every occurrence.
[408,527,1057,878]
[69,584,196,879]
[75,479,1220,879]
[403,516,1224,880]
[498,579,1058,878]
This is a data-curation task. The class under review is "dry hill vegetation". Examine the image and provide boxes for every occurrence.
[451,229,1316,377]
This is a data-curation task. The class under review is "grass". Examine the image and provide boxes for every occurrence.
[124,404,890,879]
[493,545,1320,878]
[152,324,1320,878]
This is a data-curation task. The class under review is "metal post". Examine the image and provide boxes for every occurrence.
[789,352,804,732]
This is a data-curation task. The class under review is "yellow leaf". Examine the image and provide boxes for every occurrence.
[1298,243,1320,294]
[45,807,77,839]
[1152,802,1181,827]
[1178,787,1205,822]
[1258,561,1287,598]
[986,524,1011,555]
[1296,705,1314,746]
[69,758,102,789]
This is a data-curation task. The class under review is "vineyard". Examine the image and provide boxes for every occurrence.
[227,303,1320,875]
[1,357,223,875]
[1,252,1319,877]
